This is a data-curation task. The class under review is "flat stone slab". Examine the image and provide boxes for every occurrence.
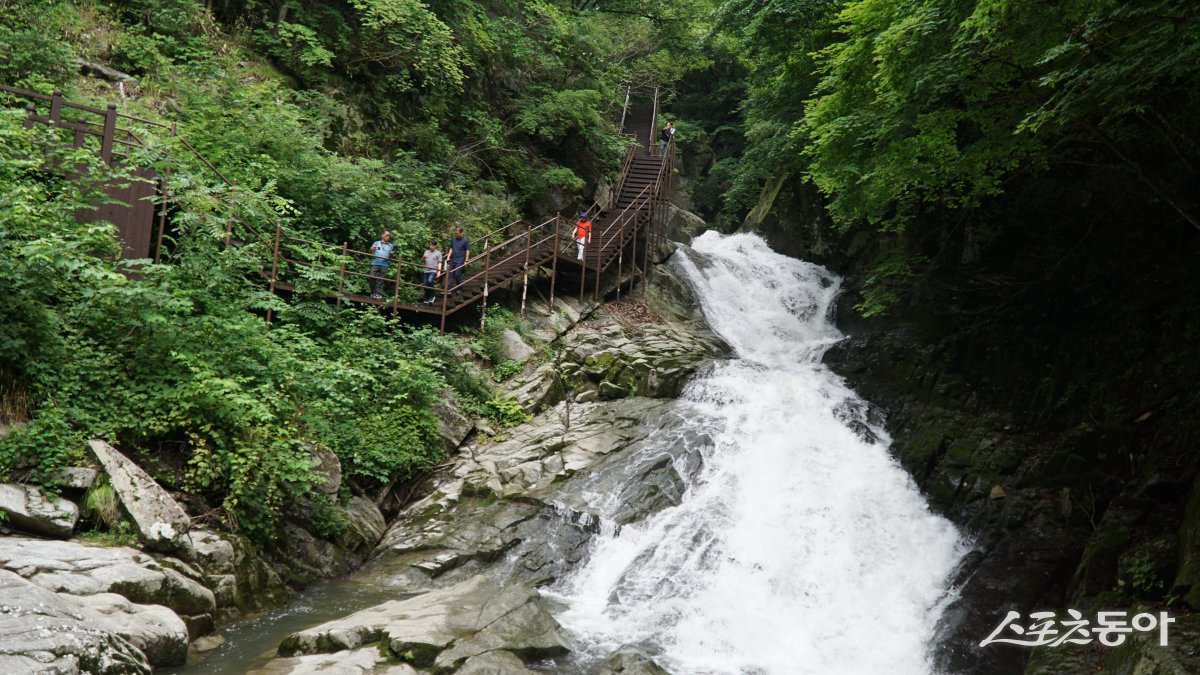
[89,440,191,552]
[0,569,159,673]
[0,537,215,618]
[278,575,568,671]
[247,647,419,674]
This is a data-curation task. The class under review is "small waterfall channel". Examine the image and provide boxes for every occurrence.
[548,232,969,674]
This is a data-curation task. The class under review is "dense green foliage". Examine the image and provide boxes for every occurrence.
[0,0,711,541]
[687,0,1200,314]
[0,114,459,538]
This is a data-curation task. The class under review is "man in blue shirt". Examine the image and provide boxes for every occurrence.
[445,227,471,296]
[368,230,393,299]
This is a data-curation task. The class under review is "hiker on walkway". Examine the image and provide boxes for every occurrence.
[421,239,442,304]
[368,229,393,299]
[575,211,592,261]
[445,226,471,295]
[658,121,674,156]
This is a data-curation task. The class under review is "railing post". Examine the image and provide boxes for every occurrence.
[73,116,86,148]
[593,227,602,302]
[439,262,450,334]
[643,203,652,292]
[391,252,402,316]
[631,209,640,296]
[23,103,36,130]
[480,238,491,329]
[49,90,62,125]
[266,223,282,331]
[550,213,559,312]
[616,214,625,301]
[521,226,532,318]
[100,103,117,165]
[336,242,348,306]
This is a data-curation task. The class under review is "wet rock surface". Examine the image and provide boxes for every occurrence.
[363,397,692,592]
[278,576,569,672]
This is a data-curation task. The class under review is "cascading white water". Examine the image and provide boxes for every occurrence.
[551,232,968,674]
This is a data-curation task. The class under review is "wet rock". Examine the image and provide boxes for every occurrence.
[248,647,419,674]
[184,528,290,614]
[266,522,358,589]
[365,398,692,591]
[191,633,225,652]
[458,649,536,673]
[88,440,190,553]
[560,313,717,401]
[600,644,671,674]
[0,483,78,538]
[433,398,474,452]
[500,329,536,363]
[309,444,342,499]
[1174,473,1200,609]
[278,576,568,671]
[664,203,707,246]
[343,496,387,551]
[610,454,687,526]
[506,363,564,414]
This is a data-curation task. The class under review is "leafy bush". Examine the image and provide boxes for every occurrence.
[0,114,452,541]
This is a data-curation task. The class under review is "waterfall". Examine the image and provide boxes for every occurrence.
[550,232,968,674]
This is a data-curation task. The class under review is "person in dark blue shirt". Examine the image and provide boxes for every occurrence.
[445,227,471,295]
[368,230,393,299]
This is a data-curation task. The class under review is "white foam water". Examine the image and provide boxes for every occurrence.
[550,232,967,674]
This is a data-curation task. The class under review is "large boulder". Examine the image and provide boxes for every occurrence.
[363,398,686,591]
[88,440,190,553]
[664,203,707,246]
[433,398,474,452]
[0,537,215,620]
[559,312,720,401]
[277,575,569,671]
[0,568,173,673]
[600,644,672,674]
[0,483,78,538]
[499,329,536,364]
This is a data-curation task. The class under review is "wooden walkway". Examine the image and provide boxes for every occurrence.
[4,83,675,332]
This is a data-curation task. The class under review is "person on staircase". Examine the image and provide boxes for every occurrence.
[658,121,675,156]
[575,212,592,261]
[368,229,393,299]
[445,226,471,296]
[421,239,443,304]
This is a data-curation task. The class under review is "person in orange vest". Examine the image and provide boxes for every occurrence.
[575,211,592,261]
